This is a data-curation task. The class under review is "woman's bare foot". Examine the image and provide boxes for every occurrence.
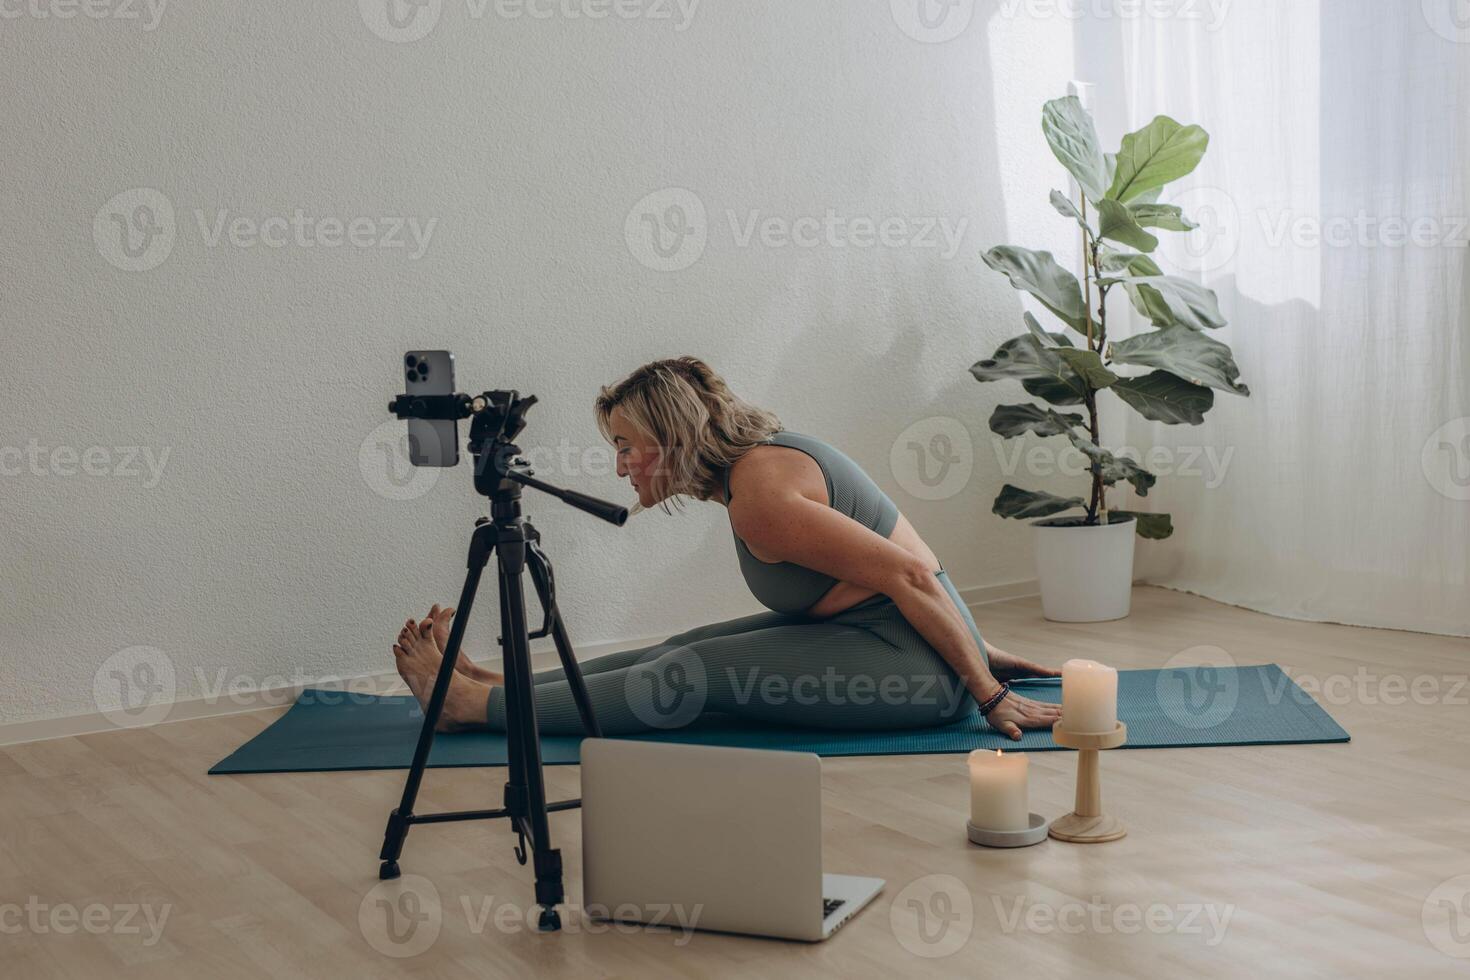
[392,618,494,732]
[421,604,504,685]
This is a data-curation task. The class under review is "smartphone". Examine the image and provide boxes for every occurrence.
[404,350,459,467]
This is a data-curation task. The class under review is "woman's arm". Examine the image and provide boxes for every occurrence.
[728,476,1062,736]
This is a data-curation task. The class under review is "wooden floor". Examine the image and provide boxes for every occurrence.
[3,585,1468,978]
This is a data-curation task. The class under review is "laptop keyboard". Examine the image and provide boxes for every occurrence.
[822,897,846,918]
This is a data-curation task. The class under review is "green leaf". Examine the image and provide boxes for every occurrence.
[1096,199,1160,252]
[1097,248,1163,277]
[1022,311,1067,349]
[1111,510,1174,539]
[988,403,1085,438]
[1108,324,1250,396]
[1129,203,1198,232]
[1066,432,1157,496]
[1056,348,1119,389]
[982,246,1089,334]
[1049,189,1091,233]
[1104,274,1227,330]
[1107,116,1210,203]
[1042,97,1110,204]
[970,334,1089,406]
[1110,370,1215,425]
[993,484,1086,520]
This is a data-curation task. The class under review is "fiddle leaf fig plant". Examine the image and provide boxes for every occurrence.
[972,97,1250,540]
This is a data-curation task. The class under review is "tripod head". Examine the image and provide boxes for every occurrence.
[389,387,628,527]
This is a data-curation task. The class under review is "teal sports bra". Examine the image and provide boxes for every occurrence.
[723,430,900,614]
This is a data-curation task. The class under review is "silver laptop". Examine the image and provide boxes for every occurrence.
[580,738,884,942]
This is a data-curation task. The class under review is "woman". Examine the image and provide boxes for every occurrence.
[392,356,1063,739]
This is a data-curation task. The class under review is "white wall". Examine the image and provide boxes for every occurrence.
[0,1,1079,726]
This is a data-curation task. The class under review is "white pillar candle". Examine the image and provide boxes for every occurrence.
[1060,659,1118,734]
[968,749,1029,832]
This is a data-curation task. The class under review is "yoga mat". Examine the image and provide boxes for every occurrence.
[209,664,1348,775]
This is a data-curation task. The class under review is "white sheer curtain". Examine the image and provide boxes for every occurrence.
[1098,0,1470,635]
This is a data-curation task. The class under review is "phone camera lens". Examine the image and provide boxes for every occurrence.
[406,355,418,368]
[418,365,430,378]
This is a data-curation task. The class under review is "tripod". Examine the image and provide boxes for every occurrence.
[377,389,626,932]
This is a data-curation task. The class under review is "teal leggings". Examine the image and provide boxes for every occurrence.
[485,569,987,735]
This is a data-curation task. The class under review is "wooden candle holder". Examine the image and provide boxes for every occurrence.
[1047,720,1127,843]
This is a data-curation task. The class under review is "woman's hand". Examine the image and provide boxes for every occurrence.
[985,646,1062,682]
[981,689,1063,740]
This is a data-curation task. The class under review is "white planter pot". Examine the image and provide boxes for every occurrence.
[1032,515,1137,622]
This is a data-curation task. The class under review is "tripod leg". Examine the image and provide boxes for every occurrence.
[498,539,565,931]
[526,540,603,738]
[378,525,492,880]
[496,564,531,861]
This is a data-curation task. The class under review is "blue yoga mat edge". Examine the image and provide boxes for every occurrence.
[208,663,1349,775]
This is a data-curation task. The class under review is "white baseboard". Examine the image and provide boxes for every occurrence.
[0,578,1041,748]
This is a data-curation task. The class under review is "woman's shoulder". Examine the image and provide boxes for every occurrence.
[726,432,828,505]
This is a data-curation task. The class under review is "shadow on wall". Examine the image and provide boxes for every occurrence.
[627,8,1013,620]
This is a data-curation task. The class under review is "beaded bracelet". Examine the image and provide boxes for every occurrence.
[977,681,1012,716]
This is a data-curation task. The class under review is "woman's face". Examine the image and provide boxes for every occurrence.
[608,405,665,508]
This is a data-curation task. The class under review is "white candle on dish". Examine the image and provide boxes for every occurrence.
[1060,659,1118,733]
[968,749,1029,832]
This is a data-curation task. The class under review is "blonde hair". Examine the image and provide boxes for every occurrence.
[595,356,782,513]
